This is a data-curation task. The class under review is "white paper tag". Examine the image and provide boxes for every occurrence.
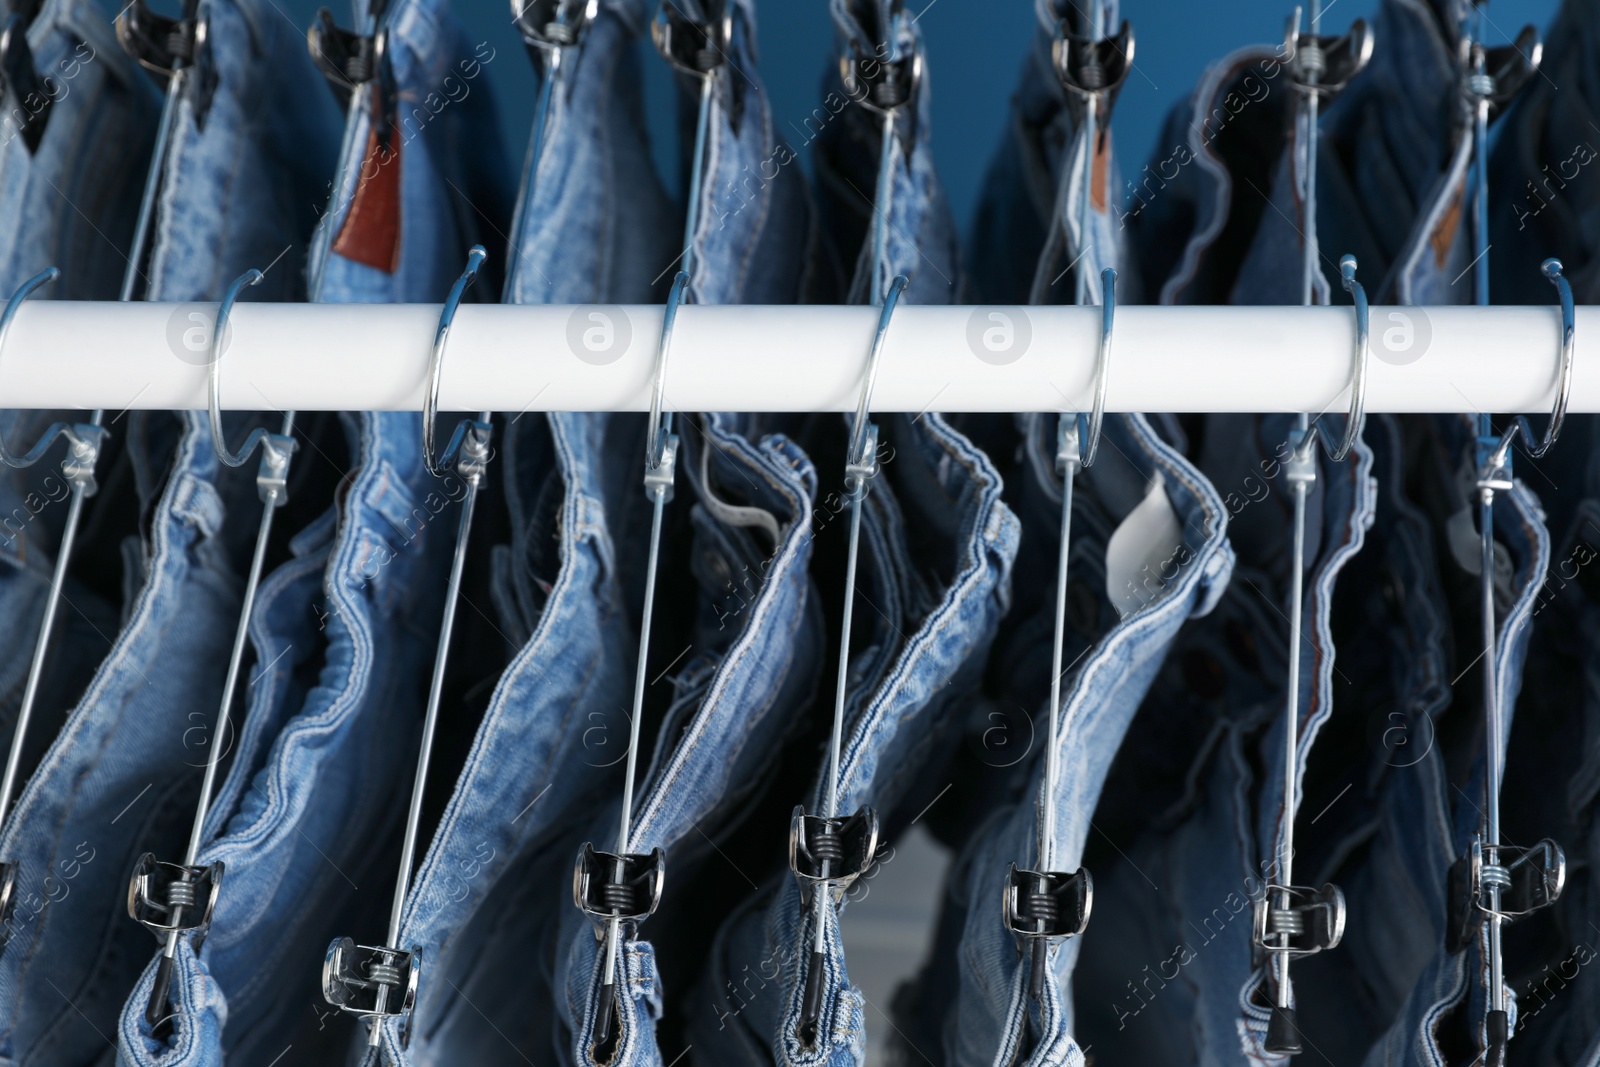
[1106,474,1186,618]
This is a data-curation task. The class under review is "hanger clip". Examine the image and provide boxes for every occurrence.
[308,5,396,147]
[1002,863,1092,939]
[1051,18,1134,111]
[322,937,420,1025]
[56,423,108,497]
[788,805,879,903]
[126,853,224,941]
[1283,10,1373,98]
[1446,835,1565,953]
[0,9,52,154]
[117,1,218,127]
[515,0,598,52]
[840,28,920,117]
[573,843,666,931]
[652,1,731,76]
[1461,26,1541,114]
[1250,882,1346,968]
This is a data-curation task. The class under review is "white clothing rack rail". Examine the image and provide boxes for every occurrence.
[8,301,1592,413]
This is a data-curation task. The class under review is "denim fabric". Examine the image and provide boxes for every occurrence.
[1071,413,1376,1066]
[554,417,824,1067]
[1280,415,1454,1064]
[502,0,676,308]
[1492,416,1600,1067]
[349,5,675,1064]
[1489,0,1600,304]
[111,1,505,1061]
[0,0,154,886]
[925,415,1233,1067]
[551,4,829,1062]
[1350,415,1550,1067]
[968,0,1132,306]
[0,0,158,298]
[1124,41,1291,304]
[303,0,512,302]
[679,0,826,306]
[685,8,1018,1065]
[142,0,338,302]
[688,413,1021,1067]
[0,414,251,1067]
[814,0,960,304]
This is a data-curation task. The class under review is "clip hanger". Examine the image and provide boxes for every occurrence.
[1453,7,1552,1059]
[576,269,688,1056]
[130,269,299,1027]
[1004,266,1118,1016]
[321,247,491,1052]
[791,273,906,1047]
[0,268,109,955]
[1254,2,1373,1052]
[308,0,396,150]
[1455,260,1572,1067]
[116,0,217,130]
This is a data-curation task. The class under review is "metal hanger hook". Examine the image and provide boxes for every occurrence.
[1075,266,1116,470]
[1503,258,1575,460]
[647,271,690,476]
[0,265,108,470]
[208,269,293,469]
[1310,253,1370,463]
[846,274,908,491]
[423,245,488,477]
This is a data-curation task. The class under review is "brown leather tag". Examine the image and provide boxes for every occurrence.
[332,107,402,274]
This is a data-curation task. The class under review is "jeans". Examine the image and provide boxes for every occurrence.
[357,4,675,1063]
[919,413,1234,1067]
[1489,0,1600,304]
[1071,413,1377,1066]
[112,0,505,1061]
[554,415,825,1067]
[302,0,513,303]
[814,0,960,305]
[968,0,1132,306]
[0,414,253,1067]
[0,0,158,298]
[1349,415,1550,1067]
[680,0,827,306]
[141,0,338,303]
[502,0,676,308]
[688,408,1021,1067]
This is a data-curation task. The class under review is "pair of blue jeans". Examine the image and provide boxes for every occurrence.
[553,414,826,1067]
[1070,412,1377,1065]
[685,7,1021,1066]
[551,3,834,1063]
[688,413,1020,1067]
[915,413,1234,1067]
[0,0,153,895]
[363,4,676,1064]
[116,0,511,1062]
